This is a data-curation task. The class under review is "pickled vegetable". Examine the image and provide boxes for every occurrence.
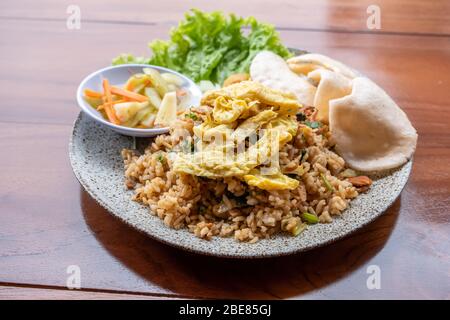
[84,67,191,128]
[143,68,169,97]
[155,92,177,126]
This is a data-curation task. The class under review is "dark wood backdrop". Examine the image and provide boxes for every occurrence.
[0,0,449,299]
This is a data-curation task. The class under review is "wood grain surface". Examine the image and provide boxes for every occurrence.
[0,0,449,300]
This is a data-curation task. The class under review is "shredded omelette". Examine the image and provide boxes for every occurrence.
[173,81,302,190]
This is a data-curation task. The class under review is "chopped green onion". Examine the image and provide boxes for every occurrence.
[184,112,198,121]
[320,173,334,192]
[301,212,319,224]
[157,153,165,163]
[304,120,322,129]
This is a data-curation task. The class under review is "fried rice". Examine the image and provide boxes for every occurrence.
[121,84,367,243]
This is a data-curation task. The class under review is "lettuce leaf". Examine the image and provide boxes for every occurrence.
[112,53,150,65]
[113,9,292,85]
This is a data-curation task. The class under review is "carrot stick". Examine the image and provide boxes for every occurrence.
[97,99,126,111]
[84,88,103,98]
[103,79,113,103]
[102,79,120,125]
[103,103,119,124]
[110,86,149,102]
[126,82,134,91]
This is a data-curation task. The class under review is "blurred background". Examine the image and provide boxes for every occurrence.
[0,0,449,300]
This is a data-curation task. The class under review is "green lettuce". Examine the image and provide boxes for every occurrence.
[112,9,292,84]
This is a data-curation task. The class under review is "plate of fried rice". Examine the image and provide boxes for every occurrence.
[71,11,418,257]
[70,74,414,257]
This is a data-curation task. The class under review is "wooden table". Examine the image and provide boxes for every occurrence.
[1,0,449,300]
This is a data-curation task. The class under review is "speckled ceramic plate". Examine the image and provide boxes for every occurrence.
[69,111,412,258]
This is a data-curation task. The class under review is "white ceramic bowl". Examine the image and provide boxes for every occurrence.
[76,64,202,137]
